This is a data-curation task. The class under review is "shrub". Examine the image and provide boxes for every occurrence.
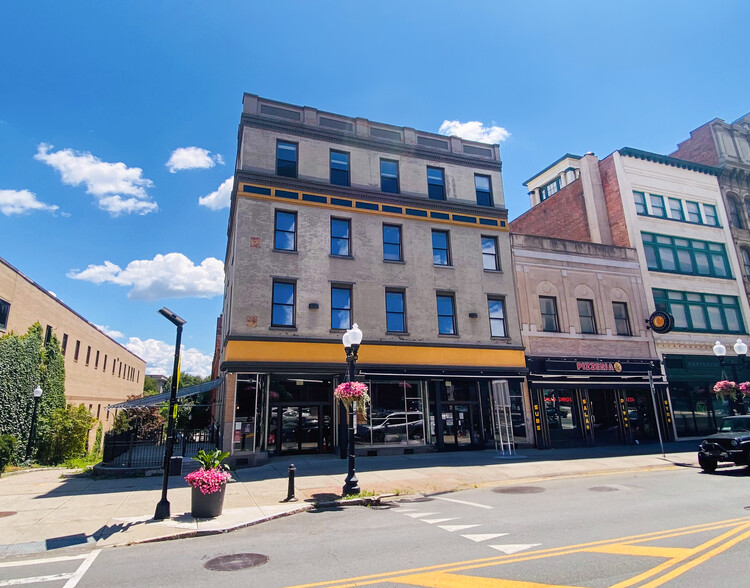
[36,404,97,465]
[0,435,17,472]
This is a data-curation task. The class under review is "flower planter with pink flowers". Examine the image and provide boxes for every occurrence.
[185,449,232,518]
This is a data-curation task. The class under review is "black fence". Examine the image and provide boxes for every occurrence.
[101,425,220,468]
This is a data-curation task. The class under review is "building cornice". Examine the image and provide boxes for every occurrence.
[619,147,722,177]
[240,114,503,172]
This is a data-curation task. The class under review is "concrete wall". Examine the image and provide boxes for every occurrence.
[0,258,146,445]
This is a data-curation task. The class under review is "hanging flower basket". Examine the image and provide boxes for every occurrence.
[739,382,750,397]
[713,380,738,398]
[334,381,370,409]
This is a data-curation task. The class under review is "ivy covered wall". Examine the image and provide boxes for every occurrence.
[0,323,66,460]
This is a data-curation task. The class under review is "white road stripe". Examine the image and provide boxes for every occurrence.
[421,518,459,524]
[404,512,440,518]
[432,496,494,510]
[438,524,480,532]
[462,533,509,542]
[0,573,73,586]
[489,544,541,554]
[0,555,87,568]
[63,549,101,588]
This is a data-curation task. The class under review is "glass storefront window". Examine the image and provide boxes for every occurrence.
[234,374,267,452]
[669,382,725,437]
[355,380,425,446]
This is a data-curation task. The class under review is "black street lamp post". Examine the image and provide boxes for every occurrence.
[342,323,363,496]
[154,307,186,521]
[24,385,43,462]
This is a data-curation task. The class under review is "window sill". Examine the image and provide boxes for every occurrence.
[434,264,454,269]
[269,326,297,331]
[384,259,406,264]
[438,333,460,338]
[647,268,734,280]
[636,212,721,229]
[386,331,409,336]
[483,269,503,274]
[272,249,298,254]
[490,336,511,341]
[330,255,354,260]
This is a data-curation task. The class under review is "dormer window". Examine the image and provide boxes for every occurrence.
[540,178,561,201]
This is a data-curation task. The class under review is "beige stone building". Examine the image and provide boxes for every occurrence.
[219,93,527,465]
[511,233,662,448]
[0,256,146,445]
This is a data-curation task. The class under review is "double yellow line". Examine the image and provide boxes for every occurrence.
[284,516,750,588]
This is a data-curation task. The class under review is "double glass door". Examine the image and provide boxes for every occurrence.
[268,404,332,455]
[439,403,481,449]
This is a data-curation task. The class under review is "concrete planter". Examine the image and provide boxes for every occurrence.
[191,484,226,518]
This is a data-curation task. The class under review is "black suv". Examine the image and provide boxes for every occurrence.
[698,416,750,473]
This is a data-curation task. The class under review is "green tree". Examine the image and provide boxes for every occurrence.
[111,395,165,440]
[0,323,66,462]
[163,372,212,429]
[142,376,159,397]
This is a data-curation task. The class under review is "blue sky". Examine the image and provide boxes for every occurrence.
[2,1,748,376]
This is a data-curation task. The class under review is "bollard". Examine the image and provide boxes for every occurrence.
[283,463,298,502]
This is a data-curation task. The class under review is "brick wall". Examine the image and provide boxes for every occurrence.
[510,178,591,241]
[670,123,719,166]
[598,155,630,247]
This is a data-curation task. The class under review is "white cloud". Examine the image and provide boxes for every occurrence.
[438,120,510,144]
[94,324,124,339]
[0,189,59,216]
[126,337,212,378]
[67,252,224,301]
[199,177,233,210]
[34,143,157,216]
[166,147,224,173]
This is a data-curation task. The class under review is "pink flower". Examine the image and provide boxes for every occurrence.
[334,381,370,405]
[185,468,232,495]
[713,380,738,394]
[739,382,750,396]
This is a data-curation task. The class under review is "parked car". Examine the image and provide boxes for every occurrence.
[355,411,424,442]
[697,416,750,473]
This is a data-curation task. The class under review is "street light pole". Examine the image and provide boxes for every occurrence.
[154,307,186,521]
[342,324,363,496]
[24,385,43,462]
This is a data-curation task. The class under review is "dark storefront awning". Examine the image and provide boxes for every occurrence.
[108,377,224,410]
[527,373,667,389]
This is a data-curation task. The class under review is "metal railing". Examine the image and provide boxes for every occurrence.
[101,426,220,468]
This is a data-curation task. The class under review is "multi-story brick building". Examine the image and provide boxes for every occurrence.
[0,256,146,447]
[218,94,527,465]
[511,233,662,448]
[671,114,750,306]
[513,149,750,440]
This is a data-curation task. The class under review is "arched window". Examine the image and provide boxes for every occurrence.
[728,196,743,229]
[745,198,750,221]
[742,248,750,278]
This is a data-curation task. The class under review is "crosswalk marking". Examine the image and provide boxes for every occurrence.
[0,573,73,586]
[462,533,509,542]
[432,496,494,510]
[421,518,459,524]
[438,524,481,532]
[0,549,100,588]
[0,554,87,569]
[489,543,541,554]
[405,512,440,518]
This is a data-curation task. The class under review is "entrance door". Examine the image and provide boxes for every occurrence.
[269,404,332,455]
[440,404,481,449]
[589,389,622,445]
[544,390,582,445]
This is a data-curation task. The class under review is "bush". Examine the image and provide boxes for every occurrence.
[93,422,103,457]
[0,435,17,472]
[36,404,97,465]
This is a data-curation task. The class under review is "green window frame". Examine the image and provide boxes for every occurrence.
[685,201,702,224]
[633,191,647,215]
[668,198,684,221]
[703,204,719,227]
[540,178,560,201]
[649,194,666,218]
[641,232,732,279]
[652,288,744,334]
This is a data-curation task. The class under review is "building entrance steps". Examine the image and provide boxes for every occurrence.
[0,441,698,557]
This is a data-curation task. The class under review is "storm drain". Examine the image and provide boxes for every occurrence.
[493,486,545,494]
[0,512,16,518]
[204,553,269,571]
[590,486,620,492]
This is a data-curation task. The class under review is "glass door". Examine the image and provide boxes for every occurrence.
[440,404,481,449]
[269,404,333,455]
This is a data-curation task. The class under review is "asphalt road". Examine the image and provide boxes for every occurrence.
[3,463,750,587]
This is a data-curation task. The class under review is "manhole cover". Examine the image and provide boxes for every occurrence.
[204,553,269,571]
[493,486,545,494]
[0,512,16,518]
[590,486,619,492]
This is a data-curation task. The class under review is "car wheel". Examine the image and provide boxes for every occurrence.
[698,455,717,473]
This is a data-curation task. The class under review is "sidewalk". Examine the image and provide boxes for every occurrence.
[0,441,699,557]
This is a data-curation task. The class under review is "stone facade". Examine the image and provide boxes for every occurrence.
[219,94,528,461]
[0,256,146,446]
